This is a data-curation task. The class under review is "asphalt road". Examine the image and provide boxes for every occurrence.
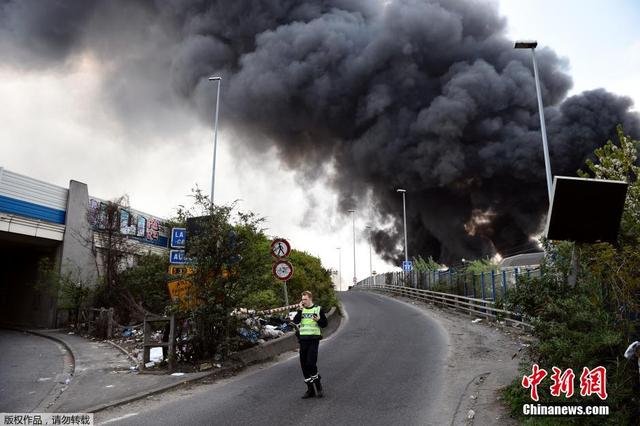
[0,329,66,411]
[107,291,448,426]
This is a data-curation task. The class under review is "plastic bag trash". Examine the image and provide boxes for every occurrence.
[471,318,482,323]
[214,363,222,368]
[467,410,475,420]
[122,328,133,337]
[149,347,163,362]
[145,361,155,368]
[171,373,185,376]
[262,327,284,339]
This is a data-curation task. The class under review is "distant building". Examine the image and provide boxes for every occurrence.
[0,167,169,327]
[498,252,545,270]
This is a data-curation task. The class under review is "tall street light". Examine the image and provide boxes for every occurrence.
[336,247,342,291]
[514,40,553,202]
[396,189,408,265]
[208,76,222,204]
[348,209,356,285]
[365,225,373,277]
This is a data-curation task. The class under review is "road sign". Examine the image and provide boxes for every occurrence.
[270,238,291,258]
[170,250,187,264]
[272,260,294,281]
[168,265,194,276]
[402,260,413,272]
[167,279,199,310]
[171,227,186,248]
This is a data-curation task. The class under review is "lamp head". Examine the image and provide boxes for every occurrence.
[514,40,538,49]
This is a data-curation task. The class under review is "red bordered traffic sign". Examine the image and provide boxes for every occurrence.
[270,238,291,258]
[272,260,294,281]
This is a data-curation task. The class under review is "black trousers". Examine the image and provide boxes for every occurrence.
[299,338,319,379]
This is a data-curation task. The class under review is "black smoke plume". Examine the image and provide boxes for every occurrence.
[2,0,638,264]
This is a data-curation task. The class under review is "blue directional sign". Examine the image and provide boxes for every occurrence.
[402,260,413,272]
[171,228,186,248]
[170,250,186,265]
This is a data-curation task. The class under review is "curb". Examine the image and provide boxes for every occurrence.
[105,340,139,366]
[4,327,77,375]
[88,306,343,413]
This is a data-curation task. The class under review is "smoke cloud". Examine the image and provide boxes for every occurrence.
[2,0,638,264]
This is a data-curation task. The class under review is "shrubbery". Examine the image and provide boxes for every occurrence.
[502,126,640,425]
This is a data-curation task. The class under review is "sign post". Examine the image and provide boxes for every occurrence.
[271,238,293,307]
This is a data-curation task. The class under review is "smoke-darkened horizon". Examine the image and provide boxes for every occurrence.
[2,0,638,264]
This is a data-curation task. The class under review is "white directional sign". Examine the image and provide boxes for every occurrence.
[270,238,291,258]
[272,260,294,281]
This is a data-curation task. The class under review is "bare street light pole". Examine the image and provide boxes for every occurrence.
[336,247,342,291]
[365,225,373,277]
[514,40,553,202]
[348,209,356,285]
[208,76,222,204]
[396,189,408,265]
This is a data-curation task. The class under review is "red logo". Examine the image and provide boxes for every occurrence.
[522,364,548,401]
[522,365,607,401]
[550,367,575,398]
[579,366,607,400]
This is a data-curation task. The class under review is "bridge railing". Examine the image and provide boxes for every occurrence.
[356,267,542,300]
[354,271,533,330]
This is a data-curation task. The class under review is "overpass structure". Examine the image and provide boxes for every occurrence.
[0,167,169,328]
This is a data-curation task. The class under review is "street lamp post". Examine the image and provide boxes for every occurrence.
[348,209,356,285]
[514,40,553,202]
[336,247,342,291]
[208,76,222,204]
[365,225,373,277]
[396,189,408,265]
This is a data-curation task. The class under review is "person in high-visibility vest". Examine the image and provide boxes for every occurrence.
[293,290,328,398]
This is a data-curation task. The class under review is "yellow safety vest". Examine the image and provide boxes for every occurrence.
[299,306,322,337]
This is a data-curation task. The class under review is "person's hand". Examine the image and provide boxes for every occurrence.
[312,314,319,322]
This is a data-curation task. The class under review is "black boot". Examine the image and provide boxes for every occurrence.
[301,381,315,399]
[312,376,323,398]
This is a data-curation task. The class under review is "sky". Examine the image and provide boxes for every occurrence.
[1,0,639,290]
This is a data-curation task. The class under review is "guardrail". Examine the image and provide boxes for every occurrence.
[355,282,532,330]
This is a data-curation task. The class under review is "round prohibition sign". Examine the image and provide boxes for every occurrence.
[270,238,291,258]
[272,260,294,281]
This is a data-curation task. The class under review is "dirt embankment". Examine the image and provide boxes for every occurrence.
[387,294,533,426]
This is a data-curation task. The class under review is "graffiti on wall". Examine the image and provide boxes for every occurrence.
[88,199,168,247]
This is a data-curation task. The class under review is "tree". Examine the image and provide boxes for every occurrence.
[463,258,497,274]
[578,124,640,244]
[172,189,273,360]
[503,126,640,424]
[36,258,92,327]
[119,253,170,316]
[90,197,153,323]
[285,249,339,311]
[412,255,441,272]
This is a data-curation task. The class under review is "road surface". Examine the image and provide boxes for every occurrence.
[101,291,449,425]
[0,329,66,411]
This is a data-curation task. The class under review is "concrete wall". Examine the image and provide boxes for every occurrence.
[60,180,98,288]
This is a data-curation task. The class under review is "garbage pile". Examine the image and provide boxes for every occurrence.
[234,307,296,346]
